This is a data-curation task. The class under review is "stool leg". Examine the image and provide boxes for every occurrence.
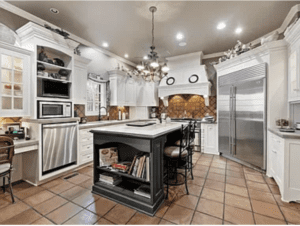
[3,177,5,193]
[165,158,169,200]
[8,172,15,203]
[189,149,194,180]
[185,164,189,195]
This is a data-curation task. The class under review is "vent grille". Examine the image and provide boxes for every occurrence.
[219,63,266,87]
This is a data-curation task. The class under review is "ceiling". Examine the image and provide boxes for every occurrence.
[6,1,300,63]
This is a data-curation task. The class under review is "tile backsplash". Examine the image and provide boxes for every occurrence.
[157,94,217,119]
[74,104,130,121]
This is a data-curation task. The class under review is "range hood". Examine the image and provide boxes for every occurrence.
[158,51,211,106]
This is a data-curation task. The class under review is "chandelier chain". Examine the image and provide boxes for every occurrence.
[152,9,154,47]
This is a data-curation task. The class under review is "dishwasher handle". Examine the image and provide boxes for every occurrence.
[43,122,77,129]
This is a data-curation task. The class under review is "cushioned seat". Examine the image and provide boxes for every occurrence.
[175,139,187,146]
[0,163,10,174]
[164,146,188,158]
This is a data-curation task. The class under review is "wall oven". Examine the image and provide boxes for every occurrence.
[38,101,72,119]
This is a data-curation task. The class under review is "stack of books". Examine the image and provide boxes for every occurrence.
[127,155,150,181]
[99,172,122,186]
[134,184,150,198]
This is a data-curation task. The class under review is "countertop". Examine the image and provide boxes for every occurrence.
[79,119,155,129]
[90,122,185,139]
[268,127,300,139]
[14,139,39,148]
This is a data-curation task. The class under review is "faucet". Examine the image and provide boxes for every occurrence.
[99,106,107,121]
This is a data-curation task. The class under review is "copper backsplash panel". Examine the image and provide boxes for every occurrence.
[157,94,217,119]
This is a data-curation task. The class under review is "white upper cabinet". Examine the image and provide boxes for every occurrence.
[73,55,91,105]
[108,70,159,107]
[109,70,126,106]
[125,77,136,106]
[285,19,300,102]
[0,42,32,117]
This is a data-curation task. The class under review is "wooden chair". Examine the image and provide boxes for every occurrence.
[164,123,190,199]
[0,136,15,203]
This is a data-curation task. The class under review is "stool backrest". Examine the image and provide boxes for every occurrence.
[0,136,14,165]
[178,123,190,159]
[189,120,197,144]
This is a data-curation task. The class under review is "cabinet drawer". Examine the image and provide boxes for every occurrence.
[79,153,93,164]
[79,129,92,136]
[80,135,93,143]
[80,143,93,153]
[80,148,93,156]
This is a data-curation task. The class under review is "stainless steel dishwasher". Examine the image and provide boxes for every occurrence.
[42,122,77,175]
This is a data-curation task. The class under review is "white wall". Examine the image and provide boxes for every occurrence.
[79,46,134,80]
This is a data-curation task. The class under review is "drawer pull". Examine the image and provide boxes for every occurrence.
[293,88,300,91]
[87,155,91,158]
[272,149,277,154]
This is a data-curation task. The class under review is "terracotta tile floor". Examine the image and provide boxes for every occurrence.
[0,153,300,225]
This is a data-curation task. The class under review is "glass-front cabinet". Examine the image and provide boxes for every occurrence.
[0,43,31,117]
[86,79,106,116]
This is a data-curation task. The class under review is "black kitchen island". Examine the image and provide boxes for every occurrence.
[90,122,184,216]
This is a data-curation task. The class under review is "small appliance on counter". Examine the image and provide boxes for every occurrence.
[202,114,215,123]
[150,107,157,118]
[80,117,87,124]
[296,122,300,130]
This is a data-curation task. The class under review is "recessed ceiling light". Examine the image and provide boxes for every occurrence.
[143,56,148,60]
[217,22,226,30]
[179,42,186,47]
[124,54,129,58]
[102,42,108,48]
[50,8,59,14]
[176,33,184,40]
[235,27,242,34]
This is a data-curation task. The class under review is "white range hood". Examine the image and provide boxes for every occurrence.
[158,51,211,106]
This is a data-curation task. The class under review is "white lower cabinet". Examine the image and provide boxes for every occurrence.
[79,129,94,165]
[201,123,218,155]
[267,131,300,202]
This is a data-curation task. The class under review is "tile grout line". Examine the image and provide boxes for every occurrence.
[189,154,213,225]
[243,165,257,225]
[262,175,289,225]
[222,157,228,225]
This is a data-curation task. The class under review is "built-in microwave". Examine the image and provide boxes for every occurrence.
[38,101,72,119]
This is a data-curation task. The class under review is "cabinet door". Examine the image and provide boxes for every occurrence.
[136,81,144,106]
[0,49,30,117]
[203,124,218,154]
[73,66,87,104]
[288,50,300,101]
[125,78,136,106]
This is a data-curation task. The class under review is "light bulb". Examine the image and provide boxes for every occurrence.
[217,22,226,30]
[143,70,150,74]
[150,61,159,68]
[137,62,145,70]
[162,64,169,72]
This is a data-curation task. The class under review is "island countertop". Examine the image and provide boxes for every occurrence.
[90,122,186,139]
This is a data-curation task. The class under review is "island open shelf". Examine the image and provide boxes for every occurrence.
[90,122,183,216]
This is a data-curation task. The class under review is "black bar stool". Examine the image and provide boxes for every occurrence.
[0,136,15,203]
[163,123,190,199]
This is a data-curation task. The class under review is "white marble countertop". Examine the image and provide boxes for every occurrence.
[79,119,157,129]
[268,127,300,139]
[90,122,186,138]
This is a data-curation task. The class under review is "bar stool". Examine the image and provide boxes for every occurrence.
[0,136,15,203]
[163,124,190,199]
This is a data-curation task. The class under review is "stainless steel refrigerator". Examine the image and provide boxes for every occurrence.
[218,63,267,170]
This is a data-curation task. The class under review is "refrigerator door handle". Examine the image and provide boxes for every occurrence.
[229,86,232,155]
[232,86,236,155]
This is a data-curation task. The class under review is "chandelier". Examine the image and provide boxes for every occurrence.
[136,6,169,82]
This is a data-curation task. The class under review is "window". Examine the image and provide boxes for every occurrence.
[86,79,106,116]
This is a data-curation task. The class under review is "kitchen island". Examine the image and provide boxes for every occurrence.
[90,122,184,216]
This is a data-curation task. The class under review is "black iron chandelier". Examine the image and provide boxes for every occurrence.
[136,6,169,82]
